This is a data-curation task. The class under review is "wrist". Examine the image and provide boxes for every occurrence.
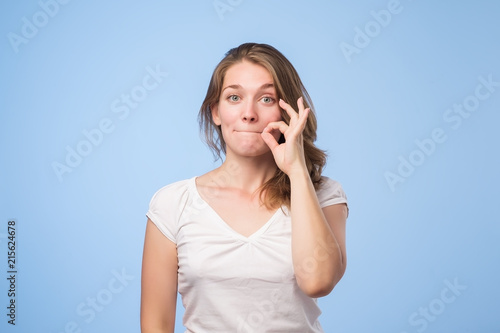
[287,166,310,183]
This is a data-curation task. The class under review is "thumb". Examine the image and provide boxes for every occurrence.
[261,131,279,151]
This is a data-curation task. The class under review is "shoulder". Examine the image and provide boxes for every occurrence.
[146,177,196,243]
[317,176,344,194]
[150,178,193,200]
[148,177,195,214]
[316,176,348,208]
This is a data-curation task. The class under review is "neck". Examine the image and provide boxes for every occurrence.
[215,151,278,194]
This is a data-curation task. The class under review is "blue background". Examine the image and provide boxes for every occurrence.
[1,0,499,332]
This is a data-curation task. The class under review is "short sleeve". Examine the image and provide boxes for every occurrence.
[316,177,348,210]
[146,179,191,244]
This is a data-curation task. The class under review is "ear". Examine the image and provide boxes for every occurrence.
[211,103,221,126]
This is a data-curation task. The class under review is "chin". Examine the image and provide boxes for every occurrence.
[228,146,272,158]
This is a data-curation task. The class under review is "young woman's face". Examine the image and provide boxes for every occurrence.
[212,60,282,158]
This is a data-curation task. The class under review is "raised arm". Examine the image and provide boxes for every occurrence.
[261,97,348,298]
[141,219,178,333]
[289,173,348,297]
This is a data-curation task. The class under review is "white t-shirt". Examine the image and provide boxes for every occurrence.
[146,176,348,333]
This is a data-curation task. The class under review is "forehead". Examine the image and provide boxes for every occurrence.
[223,60,274,88]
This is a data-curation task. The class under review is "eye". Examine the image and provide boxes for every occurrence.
[261,96,275,104]
[228,95,240,102]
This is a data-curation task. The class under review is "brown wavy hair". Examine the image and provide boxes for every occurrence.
[198,42,326,209]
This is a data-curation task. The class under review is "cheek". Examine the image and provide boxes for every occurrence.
[267,107,283,123]
[217,108,238,126]
[273,130,283,142]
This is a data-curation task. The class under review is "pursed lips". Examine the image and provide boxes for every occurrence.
[235,130,262,133]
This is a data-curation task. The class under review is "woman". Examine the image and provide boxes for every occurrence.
[141,42,348,332]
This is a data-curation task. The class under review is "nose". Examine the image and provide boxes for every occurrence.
[241,102,258,123]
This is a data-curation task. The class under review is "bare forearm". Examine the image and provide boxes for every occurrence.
[289,169,344,297]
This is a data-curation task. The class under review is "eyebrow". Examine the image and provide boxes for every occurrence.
[222,83,275,92]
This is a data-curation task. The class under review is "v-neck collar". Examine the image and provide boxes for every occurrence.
[191,177,282,241]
